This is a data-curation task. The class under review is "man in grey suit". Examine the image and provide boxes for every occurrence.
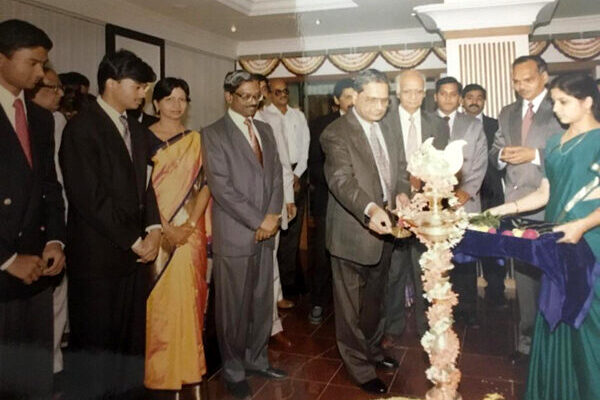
[320,69,411,395]
[382,70,449,345]
[435,76,488,326]
[202,71,286,399]
[489,55,563,363]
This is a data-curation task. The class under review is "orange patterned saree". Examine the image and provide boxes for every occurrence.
[145,130,208,390]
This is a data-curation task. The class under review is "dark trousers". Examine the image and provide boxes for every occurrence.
[385,237,427,337]
[451,261,478,314]
[67,270,146,400]
[482,257,506,303]
[277,173,307,293]
[0,287,53,400]
[213,245,273,383]
[331,242,392,384]
[514,260,541,354]
[309,215,331,307]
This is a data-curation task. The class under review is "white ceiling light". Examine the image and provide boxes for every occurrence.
[231,24,237,32]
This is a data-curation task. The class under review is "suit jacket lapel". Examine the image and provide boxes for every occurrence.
[129,122,147,202]
[379,117,399,189]
[224,113,263,174]
[346,111,381,193]
[19,103,44,229]
[510,99,523,146]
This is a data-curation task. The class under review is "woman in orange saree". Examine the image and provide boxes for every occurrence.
[144,78,211,392]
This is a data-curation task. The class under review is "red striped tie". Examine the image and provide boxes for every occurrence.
[13,98,32,168]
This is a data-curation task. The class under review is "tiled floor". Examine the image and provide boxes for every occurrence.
[204,295,528,400]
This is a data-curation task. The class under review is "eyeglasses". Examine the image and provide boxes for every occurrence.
[273,88,289,96]
[39,83,63,93]
[234,92,263,102]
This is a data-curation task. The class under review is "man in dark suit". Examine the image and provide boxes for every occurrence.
[462,83,507,307]
[126,99,159,128]
[321,69,411,395]
[60,50,160,399]
[489,55,564,363]
[307,78,355,324]
[202,71,285,399]
[0,20,66,399]
[382,70,449,345]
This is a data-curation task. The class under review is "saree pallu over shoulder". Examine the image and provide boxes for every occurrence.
[145,129,208,390]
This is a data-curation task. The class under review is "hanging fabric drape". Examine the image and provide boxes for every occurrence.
[280,55,326,75]
[328,52,378,72]
[238,58,280,76]
[380,48,431,69]
[552,37,600,60]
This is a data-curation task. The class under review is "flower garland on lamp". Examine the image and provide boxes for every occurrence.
[395,138,468,400]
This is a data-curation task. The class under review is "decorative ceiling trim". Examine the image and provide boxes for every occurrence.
[216,0,357,16]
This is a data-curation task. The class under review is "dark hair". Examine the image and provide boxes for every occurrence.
[0,19,52,57]
[462,83,487,99]
[513,55,548,74]
[333,78,354,99]
[223,70,256,93]
[435,76,462,95]
[550,72,600,122]
[353,69,388,93]
[152,77,191,104]
[58,72,90,88]
[97,49,156,94]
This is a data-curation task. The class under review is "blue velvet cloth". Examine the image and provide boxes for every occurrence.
[453,227,600,330]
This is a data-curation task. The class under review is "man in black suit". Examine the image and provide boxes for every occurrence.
[0,20,66,399]
[462,83,507,307]
[382,69,449,346]
[307,78,355,324]
[59,50,160,399]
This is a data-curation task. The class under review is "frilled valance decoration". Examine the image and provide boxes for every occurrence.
[238,58,280,76]
[239,37,600,77]
[280,55,327,75]
[328,52,379,72]
[530,37,600,60]
[239,46,444,76]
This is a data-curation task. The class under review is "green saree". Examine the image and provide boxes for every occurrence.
[525,129,600,400]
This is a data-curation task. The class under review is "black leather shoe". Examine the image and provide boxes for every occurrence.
[360,378,387,394]
[247,367,288,380]
[376,356,399,370]
[225,379,252,399]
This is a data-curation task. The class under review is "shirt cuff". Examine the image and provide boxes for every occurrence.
[497,150,507,170]
[145,225,162,233]
[131,237,143,251]
[46,240,65,249]
[531,149,540,166]
[0,254,17,271]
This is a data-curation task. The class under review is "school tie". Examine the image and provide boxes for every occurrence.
[118,115,133,159]
[244,117,263,167]
[521,102,534,145]
[443,115,451,138]
[13,98,32,168]
[367,123,391,202]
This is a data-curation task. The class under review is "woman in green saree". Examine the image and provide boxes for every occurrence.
[490,72,600,400]
[144,78,211,392]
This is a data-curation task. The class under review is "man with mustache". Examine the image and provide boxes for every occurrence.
[202,71,286,399]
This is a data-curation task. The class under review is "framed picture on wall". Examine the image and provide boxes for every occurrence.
[105,24,165,80]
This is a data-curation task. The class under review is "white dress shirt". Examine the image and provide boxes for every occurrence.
[398,105,422,157]
[265,103,310,177]
[497,89,546,169]
[255,107,295,229]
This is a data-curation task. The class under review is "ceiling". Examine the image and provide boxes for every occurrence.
[122,0,600,42]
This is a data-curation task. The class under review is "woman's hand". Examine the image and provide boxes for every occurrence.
[164,223,194,247]
[554,219,587,244]
[486,203,514,216]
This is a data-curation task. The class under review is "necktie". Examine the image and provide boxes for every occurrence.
[118,115,133,159]
[521,102,534,145]
[443,115,451,137]
[244,118,263,167]
[405,114,418,162]
[13,98,32,168]
[367,123,391,202]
